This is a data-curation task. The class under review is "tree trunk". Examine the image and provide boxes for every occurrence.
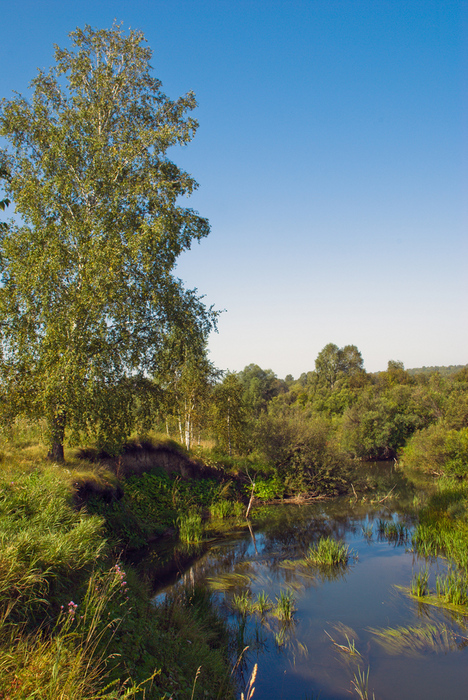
[47,412,66,463]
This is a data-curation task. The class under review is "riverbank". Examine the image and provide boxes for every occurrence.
[0,437,237,699]
[1,427,467,699]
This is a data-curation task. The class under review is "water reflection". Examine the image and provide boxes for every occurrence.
[142,464,468,699]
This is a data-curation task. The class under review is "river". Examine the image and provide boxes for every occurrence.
[144,463,468,699]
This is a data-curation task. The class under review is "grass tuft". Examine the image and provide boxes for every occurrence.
[305,537,350,566]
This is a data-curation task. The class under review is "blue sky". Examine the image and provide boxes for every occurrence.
[1,0,466,377]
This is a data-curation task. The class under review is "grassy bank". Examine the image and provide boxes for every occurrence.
[0,435,236,699]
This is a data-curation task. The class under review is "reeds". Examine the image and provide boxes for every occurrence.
[209,500,244,519]
[411,569,429,597]
[272,589,296,622]
[254,591,273,616]
[177,510,203,544]
[351,666,375,700]
[377,519,409,544]
[305,537,350,566]
[436,569,468,606]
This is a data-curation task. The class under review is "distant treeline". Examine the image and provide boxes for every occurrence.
[406,365,467,378]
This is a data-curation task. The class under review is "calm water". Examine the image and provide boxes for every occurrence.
[149,465,468,699]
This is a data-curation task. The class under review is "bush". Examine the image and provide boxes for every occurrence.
[253,411,351,496]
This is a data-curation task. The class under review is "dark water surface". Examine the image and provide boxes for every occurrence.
[148,465,468,699]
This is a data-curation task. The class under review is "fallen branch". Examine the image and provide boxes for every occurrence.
[378,484,396,503]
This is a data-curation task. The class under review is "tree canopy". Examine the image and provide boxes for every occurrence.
[0,24,216,460]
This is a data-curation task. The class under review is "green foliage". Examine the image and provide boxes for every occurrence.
[254,410,351,496]
[211,372,248,455]
[341,383,437,459]
[0,24,215,459]
[315,343,364,390]
[400,422,449,473]
[0,161,10,231]
[87,470,219,550]
[444,428,468,476]
[158,346,220,450]
[254,474,285,500]
[401,425,468,477]
[0,436,235,699]
[236,364,286,418]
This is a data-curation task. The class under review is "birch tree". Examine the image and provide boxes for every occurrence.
[0,25,216,460]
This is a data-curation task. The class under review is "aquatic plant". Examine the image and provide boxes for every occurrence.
[208,572,254,592]
[305,537,350,566]
[273,589,297,621]
[369,622,455,656]
[351,665,375,700]
[436,569,468,606]
[177,510,203,544]
[411,569,429,597]
[377,519,409,543]
[325,630,361,658]
[254,590,273,615]
[232,591,253,616]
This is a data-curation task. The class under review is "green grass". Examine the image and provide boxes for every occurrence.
[272,589,296,622]
[209,500,244,519]
[436,569,468,606]
[254,590,273,616]
[411,569,429,597]
[0,427,236,699]
[305,537,351,566]
[232,591,252,616]
[177,511,204,544]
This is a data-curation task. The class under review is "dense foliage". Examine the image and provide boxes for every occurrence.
[198,353,468,485]
[0,25,216,461]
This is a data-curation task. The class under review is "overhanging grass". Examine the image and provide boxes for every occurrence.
[0,433,236,699]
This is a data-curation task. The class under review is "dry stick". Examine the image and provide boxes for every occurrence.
[378,484,396,503]
[245,480,256,519]
[351,483,358,500]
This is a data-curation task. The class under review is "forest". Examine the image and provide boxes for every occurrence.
[155,342,468,496]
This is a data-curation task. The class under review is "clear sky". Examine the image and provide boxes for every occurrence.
[1,0,466,378]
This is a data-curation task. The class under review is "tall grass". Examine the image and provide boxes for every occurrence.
[436,569,468,606]
[177,511,204,544]
[0,430,237,700]
[411,569,429,598]
[0,566,144,699]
